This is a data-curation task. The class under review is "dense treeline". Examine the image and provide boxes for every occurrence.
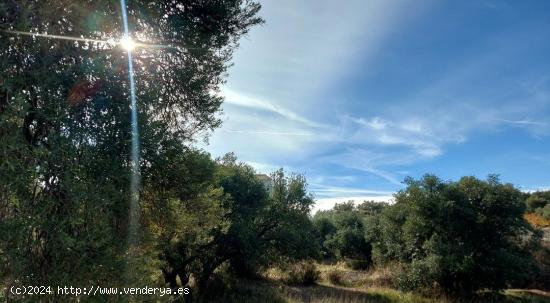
[313,176,550,296]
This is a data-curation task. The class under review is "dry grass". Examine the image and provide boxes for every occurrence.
[282,284,434,303]
[524,213,550,228]
[316,262,400,288]
[204,263,550,303]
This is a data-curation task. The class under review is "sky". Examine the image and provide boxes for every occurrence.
[204,0,550,212]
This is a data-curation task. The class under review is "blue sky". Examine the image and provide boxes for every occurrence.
[204,0,550,211]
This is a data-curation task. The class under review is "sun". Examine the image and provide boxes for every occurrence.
[120,36,136,51]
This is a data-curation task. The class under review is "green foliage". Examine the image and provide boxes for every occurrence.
[357,200,387,216]
[313,217,337,258]
[147,153,319,292]
[214,161,320,278]
[527,191,550,220]
[313,201,385,265]
[526,191,550,213]
[375,175,534,295]
[536,204,550,220]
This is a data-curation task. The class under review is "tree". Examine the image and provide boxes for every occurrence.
[212,163,319,280]
[313,202,373,265]
[146,154,318,293]
[376,175,534,295]
[0,0,262,289]
[312,216,337,258]
[142,147,226,290]
[357,200,387,216]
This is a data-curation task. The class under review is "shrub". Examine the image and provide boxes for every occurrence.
[283,262,320,285]
[392,259,435,293]
[326,269,345,285]
[364,264,399,288]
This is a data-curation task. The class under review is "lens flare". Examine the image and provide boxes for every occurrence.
[120,36,136,51]
[119,0,141,285]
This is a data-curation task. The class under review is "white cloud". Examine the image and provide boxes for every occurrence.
[354,117,387,130]
[222,129,313,136]
[344,115,451,157]
[496,119,546,126]
[245,161,284,174]
[521,186,550,193]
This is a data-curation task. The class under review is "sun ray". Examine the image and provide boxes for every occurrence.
[2,29,173,50]
[119,0,140,237]
[2,29,110,45]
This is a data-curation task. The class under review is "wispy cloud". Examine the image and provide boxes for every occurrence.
[495,119,547,126]
[322,150,404,186]
[223,88,327,128]
[223,129,313,136]
[309,183,394,198]
[346,115,453,157]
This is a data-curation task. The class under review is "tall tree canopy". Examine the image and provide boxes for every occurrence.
[0,0,262,289]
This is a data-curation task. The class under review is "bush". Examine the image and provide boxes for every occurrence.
[326,269,345,285]
[283,262,320,285]
[364,264,399,288]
